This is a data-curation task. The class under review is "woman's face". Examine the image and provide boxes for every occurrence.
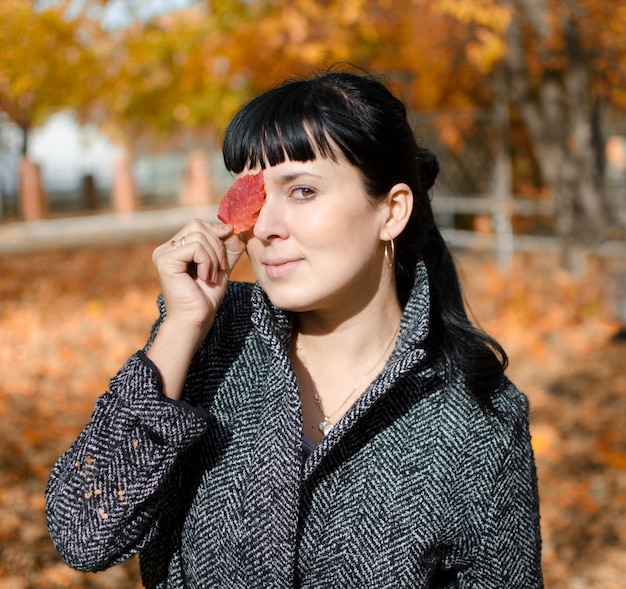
[245,155,394,317]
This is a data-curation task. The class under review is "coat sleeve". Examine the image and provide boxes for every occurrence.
[46,283,255,573]
[45,350,208,572]
[459,393,544,588]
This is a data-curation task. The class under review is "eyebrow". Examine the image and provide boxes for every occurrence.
[275,170,325,183]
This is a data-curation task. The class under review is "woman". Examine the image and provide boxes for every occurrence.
[46,70,543,588]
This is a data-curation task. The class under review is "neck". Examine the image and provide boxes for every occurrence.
[295,287,402,361]
[292,291,403,440]
[291,275,404,440]
[297,272,402,338]
[293,280,403,399]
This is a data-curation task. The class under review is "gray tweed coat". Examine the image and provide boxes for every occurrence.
[46,263,543,588]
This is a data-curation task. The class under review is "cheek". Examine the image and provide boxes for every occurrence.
[298,207,357,247]
[245,240,263,267]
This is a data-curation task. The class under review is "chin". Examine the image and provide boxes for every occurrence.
[259,283,316,313]
[265,293,312,313]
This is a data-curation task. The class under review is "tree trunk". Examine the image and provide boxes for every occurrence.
[505,0,608,272]
[20,124,29,157]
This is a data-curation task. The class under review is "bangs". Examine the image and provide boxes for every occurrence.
[222,81,341,173]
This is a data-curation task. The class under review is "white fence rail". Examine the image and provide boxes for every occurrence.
[432,193,626,273]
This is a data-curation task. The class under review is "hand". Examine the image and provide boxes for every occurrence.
[151,220,246,338]
[147,221,246,400]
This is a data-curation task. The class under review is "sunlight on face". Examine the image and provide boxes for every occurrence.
[246,156,391,316]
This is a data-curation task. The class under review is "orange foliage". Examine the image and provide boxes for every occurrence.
[0,0,100,138]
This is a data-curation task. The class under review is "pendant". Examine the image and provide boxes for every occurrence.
[319,417,333,436]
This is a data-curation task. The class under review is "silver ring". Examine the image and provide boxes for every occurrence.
[170,239,177,250]
[180,235,186,247]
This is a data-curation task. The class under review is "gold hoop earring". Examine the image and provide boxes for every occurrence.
[384,238,396,268]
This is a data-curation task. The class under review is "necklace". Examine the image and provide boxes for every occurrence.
[296,322,401,436]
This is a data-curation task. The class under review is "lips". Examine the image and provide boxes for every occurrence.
[263,258,302,279]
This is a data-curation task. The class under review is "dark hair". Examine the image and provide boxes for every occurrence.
[222,69,507,404]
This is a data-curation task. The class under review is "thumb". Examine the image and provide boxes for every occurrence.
[222,232,247,272]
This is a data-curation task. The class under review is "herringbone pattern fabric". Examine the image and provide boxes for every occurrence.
[46,263,543,588]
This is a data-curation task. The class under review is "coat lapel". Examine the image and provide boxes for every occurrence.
[235,289,301,587]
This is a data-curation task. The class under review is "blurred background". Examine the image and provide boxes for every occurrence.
[1,0,625,587]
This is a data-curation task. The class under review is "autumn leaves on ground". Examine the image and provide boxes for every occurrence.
[1,241,625,588]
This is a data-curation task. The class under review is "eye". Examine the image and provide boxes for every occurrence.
[291,186,316,201]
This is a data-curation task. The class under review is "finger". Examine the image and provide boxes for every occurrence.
[193,242,221,283]
[156,222,236,282]
[222,233,247,272]
[189,223,242,274]
[182,230,228,282]
[165,219,215,250]
[214,224,235,269]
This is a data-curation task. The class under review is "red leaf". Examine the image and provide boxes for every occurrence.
[217,171,265,233]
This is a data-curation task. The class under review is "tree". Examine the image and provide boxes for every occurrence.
[94,14,254,145]
[502,0,626,266]
[0,0,100,155]
[46,0,508,141]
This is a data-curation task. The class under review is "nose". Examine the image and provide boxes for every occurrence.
[253,194,289,241]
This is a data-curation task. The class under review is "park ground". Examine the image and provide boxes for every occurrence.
[0,240,625,588]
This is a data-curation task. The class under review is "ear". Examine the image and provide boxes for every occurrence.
[378,182,413,240]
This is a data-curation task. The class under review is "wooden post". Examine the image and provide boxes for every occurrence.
[180,150,213,207]
[82,174,98,211]
[112,156,136,215]
[19,157,47,222]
